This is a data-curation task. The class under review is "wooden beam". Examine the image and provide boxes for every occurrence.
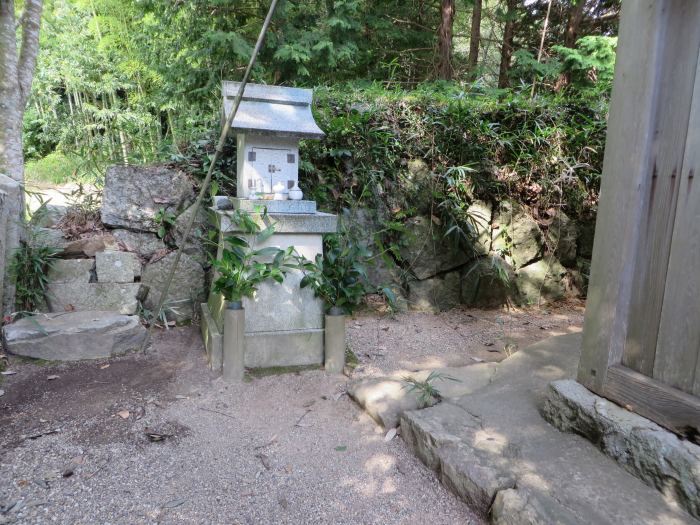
[623,2,700,377]
[603,365,700,439]
[577,0,665,393]
[654,47,700,395]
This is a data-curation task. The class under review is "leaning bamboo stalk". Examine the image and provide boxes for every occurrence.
[139,0,280,353]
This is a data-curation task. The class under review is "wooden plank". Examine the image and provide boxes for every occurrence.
[577,0,666,393]
[654,49,700,394]
[603,365,700,438]
[621,2,700,376]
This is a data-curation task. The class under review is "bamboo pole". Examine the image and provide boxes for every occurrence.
[139,0,280,353]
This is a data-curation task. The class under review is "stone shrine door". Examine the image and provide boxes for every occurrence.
[248,147,295,194]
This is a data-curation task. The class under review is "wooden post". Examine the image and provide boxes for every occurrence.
[577,0,700,436]
[324,313,346,373]
[223,307,245,381]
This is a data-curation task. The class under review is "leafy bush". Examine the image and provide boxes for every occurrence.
[298,234,372,315]
[300,84,607,224]
[212,210,296,304]
[554,36,617,91]
[10,235,60,313]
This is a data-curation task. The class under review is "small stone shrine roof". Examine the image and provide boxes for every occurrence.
[221,81,325,139]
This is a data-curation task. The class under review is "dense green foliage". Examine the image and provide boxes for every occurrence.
[302,85,606,220]
[10,234,60,314]
[298,235,374,314]
[212,210,296,303]
[24,0,617,182]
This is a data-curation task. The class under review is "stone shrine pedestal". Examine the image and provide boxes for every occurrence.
[201,208,337,371]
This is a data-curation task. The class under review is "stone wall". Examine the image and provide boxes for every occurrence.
[343,201,593,312]
[36,164,208,322]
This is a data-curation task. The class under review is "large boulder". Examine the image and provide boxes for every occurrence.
[460,256,516,308]
[407,271,461,312]
[33,204,68,228]
[172,203,211,265]
[466,200,492,255]
[515,258,567,305]
[95,251,141,283]
[112,229,167,260]
[403,159,435,213]
[34,228,69,251]
[3,311,146,361]
[101,165,194,232]
[491,201,543,269]
[545,210,578,267]
[62,234,118,258]
[340,208,401,289]
[400,216,470,280]
[141,251,205,322]
[577,219,596,260]
[47,282,144,315]
[47,259,94,284]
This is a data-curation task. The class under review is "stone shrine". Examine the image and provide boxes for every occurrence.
[200,82,337,372]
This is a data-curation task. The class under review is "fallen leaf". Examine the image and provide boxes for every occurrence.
[384,428,397,442]
[1,371,17,376]
[162,498,186,509]
[17,479,29,487]
[256,453,271,470]
[117,410,130,420]
[144,428,171,442]
[47,375,59,381]
[334,445,347,452]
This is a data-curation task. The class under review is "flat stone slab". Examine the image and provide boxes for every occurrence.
[231,198,317,215]
[399,334,698,524]
[348,363,497,429]
[48,259,94,283]
[3,311,146,361]
[95,251,140,282]
[200,303,223,371]
[47,283,143,315]
[217,210,337,234]
[112,229,167,259]
[542,379,700,520]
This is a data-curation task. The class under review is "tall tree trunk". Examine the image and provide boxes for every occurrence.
[467,0,482,78]
[498,0,518,89]
[0,0,44,314]
[531,0,553,97]
[437,0,456,80]
[565,0,588,48]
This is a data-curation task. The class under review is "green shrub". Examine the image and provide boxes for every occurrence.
[25,152,101,185]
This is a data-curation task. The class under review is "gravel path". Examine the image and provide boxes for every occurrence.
[0,305,583,524]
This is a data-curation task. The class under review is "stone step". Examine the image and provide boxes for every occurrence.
[2,311,146,361]
[347,363,498,429]
[399,334,699,524]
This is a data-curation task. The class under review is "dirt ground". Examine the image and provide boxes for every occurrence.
[0,303,583,524]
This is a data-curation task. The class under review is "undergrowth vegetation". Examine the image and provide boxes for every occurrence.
[184,84,606,261]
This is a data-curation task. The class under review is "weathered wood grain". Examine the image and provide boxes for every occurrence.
[603,365,700,437]
[577,0,666,392]
[622,2,700,377]
[653,50,700,394]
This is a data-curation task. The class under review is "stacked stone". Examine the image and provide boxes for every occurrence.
[338,159,594,312]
